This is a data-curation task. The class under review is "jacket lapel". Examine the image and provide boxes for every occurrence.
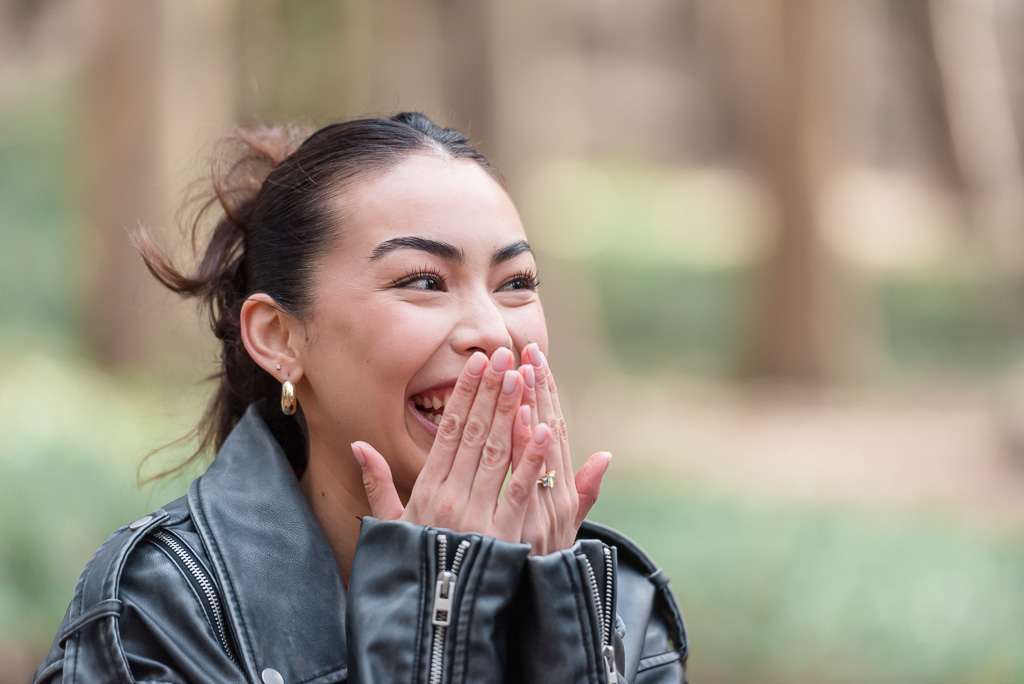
[189,404,349,683]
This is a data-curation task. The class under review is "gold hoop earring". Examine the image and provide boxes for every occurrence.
[281,380,297,416]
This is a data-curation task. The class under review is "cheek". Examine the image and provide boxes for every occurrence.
[314,302,449,389]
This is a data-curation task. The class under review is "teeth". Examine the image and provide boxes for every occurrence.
[431,413,442,424]
[411,391,452,416]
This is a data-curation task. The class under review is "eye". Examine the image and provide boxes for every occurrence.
[392,268,448,291]
[498,269,541,292]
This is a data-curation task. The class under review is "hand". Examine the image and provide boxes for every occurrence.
[514,344,612,555]
[352,348,551,544]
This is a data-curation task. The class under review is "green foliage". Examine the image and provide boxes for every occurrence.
[0,85,76,347]
[591,478,1024,683]
[880,276,1024,375]
[591,258,1024,381]
[0,352,194,647]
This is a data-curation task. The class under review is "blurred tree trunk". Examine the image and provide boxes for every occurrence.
[79,0,164,369]
[929,0,1024,271]
[438,0,496,158]
[699,0,878,383]
[80,0,236,371]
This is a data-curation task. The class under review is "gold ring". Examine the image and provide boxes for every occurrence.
[537,470,556,488]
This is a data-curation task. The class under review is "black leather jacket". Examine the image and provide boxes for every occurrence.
[34,403,688,683]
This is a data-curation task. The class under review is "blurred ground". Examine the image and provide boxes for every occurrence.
[581,375,1024,531]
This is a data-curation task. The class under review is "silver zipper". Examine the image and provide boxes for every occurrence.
[429,534,471,684]
[602,546,614,645]
[585,546,617,684]
[152,530,237,665]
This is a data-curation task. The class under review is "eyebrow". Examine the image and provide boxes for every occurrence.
[491,240,533,266]
[369,236,534,267]
[370,237,465,264]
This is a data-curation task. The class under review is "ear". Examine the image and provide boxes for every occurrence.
[240,293,304,383]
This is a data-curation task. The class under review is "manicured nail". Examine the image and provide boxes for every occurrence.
[538,350,548,371]
[522,363,535,389]
[492,347,513,372]
[519,405,531,426]
[531,348,543,369]
[533,423,550,444]
[467,352,487,376]
[351,442,366,467]
[502,370,518,395]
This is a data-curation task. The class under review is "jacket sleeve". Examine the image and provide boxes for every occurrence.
[33,514,244,684]
[508,538,620,683]
[346,517,531,684]
[346,518,687,684]
[510,536,689,684]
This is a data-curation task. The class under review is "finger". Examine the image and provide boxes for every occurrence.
[510,404,531,470]
[351,441,405,521]
[466,370,524,515]
[573,451,612,530]
[526,347,563,485]
[493,422,549,539]
[446,347,515,488]
[422,351,488,486]
[519,361,538,429]
[541,353,574,492]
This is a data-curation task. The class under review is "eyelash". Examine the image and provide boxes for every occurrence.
[502,269,542,292]
[391,267,541,292]
[391,267,447,291]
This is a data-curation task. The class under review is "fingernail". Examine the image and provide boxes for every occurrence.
[351,442,366,467]
[533,423,550,444]
[520,405,531,426]
[492,347,513,372]
[467,352,487,376]
[502,370,518,395]
[538,350,548,370]
[531,348,543,369]
[522,363,535,389]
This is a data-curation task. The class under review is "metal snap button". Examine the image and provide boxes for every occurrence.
[262,668,284,684]
[129,515,153,531]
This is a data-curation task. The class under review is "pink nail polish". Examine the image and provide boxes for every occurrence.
[523,363,535,389]
[467,352,487,376]
[351,442,366,467]
[531,349,543,369]
[492,347,513,372]
[502,370,517,395]
[520,405,531,426]
[533,423,550,444]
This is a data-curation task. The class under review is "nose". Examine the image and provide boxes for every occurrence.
[451,289,514,359]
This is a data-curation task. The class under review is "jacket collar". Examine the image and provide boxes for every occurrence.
[188,403,349,683]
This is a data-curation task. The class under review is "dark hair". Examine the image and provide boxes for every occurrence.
[136,112,503,476]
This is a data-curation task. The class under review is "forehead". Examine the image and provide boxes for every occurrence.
[334,155,527,254]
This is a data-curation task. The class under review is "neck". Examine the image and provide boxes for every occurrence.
[299,441,370,586]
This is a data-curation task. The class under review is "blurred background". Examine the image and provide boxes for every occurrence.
[3,0,1024,681]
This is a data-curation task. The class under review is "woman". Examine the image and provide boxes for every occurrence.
[34,113,688,683]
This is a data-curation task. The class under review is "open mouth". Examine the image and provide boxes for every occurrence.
[411,389,453,425]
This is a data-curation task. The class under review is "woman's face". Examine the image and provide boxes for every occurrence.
[295,154,547,499]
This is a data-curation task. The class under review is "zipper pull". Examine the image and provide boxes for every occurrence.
[602,644,617,683]
[432,570,456,626]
